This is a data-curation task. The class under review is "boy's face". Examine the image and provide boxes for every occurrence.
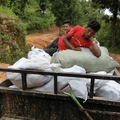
[63,24,71,32]
[82,27,96,40]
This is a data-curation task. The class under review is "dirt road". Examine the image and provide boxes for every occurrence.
[0,30,120,80]
[26,31,59,48]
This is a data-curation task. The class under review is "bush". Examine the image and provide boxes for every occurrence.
[108,46,120,54]
[23,11,55,32]
[0,5,17,18]
[96,20,111,47]
[0,7,29,64]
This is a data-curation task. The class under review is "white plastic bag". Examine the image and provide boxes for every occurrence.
[32,79,54,93]
[61,80,88,101]
[31,65,88,101]
[6,55,53,88]
[87,71,114,93]
[28,46,51,61]
[95,80,120,99]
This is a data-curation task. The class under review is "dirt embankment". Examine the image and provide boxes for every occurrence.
[0,63,11,80]
[0,30,59,80]
[0,30,120,80]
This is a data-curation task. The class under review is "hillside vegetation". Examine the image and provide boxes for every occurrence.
[0,0,120,64]
[0,12,28,64]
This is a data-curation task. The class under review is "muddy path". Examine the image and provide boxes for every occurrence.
[0,30,120,80]
[26,30,59,48]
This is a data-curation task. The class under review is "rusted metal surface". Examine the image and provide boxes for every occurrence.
[0,67,120,119]
[0,88,120,120]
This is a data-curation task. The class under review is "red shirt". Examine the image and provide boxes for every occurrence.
[58,25,92,50]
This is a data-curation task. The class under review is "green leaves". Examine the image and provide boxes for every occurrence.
[50,0,82,27]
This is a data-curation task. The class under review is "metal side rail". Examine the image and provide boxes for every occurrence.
[0,67,120,98]
[0,67,120,120]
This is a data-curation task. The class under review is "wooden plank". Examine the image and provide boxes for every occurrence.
[0,77,12,87]
[0,77,8,84]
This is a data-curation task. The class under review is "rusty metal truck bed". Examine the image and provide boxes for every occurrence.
[0,67,120,120]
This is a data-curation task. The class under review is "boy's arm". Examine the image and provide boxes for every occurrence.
[63,34,82,51]
[89,38,101,57]
[63,34,74,49]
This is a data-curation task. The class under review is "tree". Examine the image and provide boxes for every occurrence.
[36,0,49,13]
[77,0,103,26]
[92,0,120,47]
[49,0,82,27]
[9,0,28,17]
[0,0,9,6]
[0,0,28,17]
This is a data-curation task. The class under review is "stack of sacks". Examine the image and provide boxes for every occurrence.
[7,47,88,101]
[32,65,88,101]
[86,70,120,100]
[51,46,120,73]
[86,70,114,93]
[7,46,120,101]
[50,46,120,100]
[28,46,51,60]
[95,80,120,99]
[6,47,53,88]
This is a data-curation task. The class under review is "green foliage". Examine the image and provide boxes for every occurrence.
[96,18,120,53]
[49,0,103,28]
[0,6,17,18]
[77,0,103,26]
[0,43,28,64]
[8,0,28,18]
[0,13,29,64]
[0,0,120,56]
[96,20,111,47]
[25,0,40,11]
[50,0,82,27]
[116,19,120,45]
[92,0,120,47]
[23,10,55,32]
[36,0,50,12]
[22,0,55,32]
[92,0,120,13]
[108,46,120,54]
[0,0,9,6]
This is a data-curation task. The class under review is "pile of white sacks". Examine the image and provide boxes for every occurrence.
[6,47,120,101]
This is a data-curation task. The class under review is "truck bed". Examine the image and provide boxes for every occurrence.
[0,67,120,120]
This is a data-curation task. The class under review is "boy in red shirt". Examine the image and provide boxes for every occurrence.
[44,20,72,56]
[58,20,101,57]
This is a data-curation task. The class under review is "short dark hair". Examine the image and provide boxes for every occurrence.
[62,20,71,26]
[87,20,101,32]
